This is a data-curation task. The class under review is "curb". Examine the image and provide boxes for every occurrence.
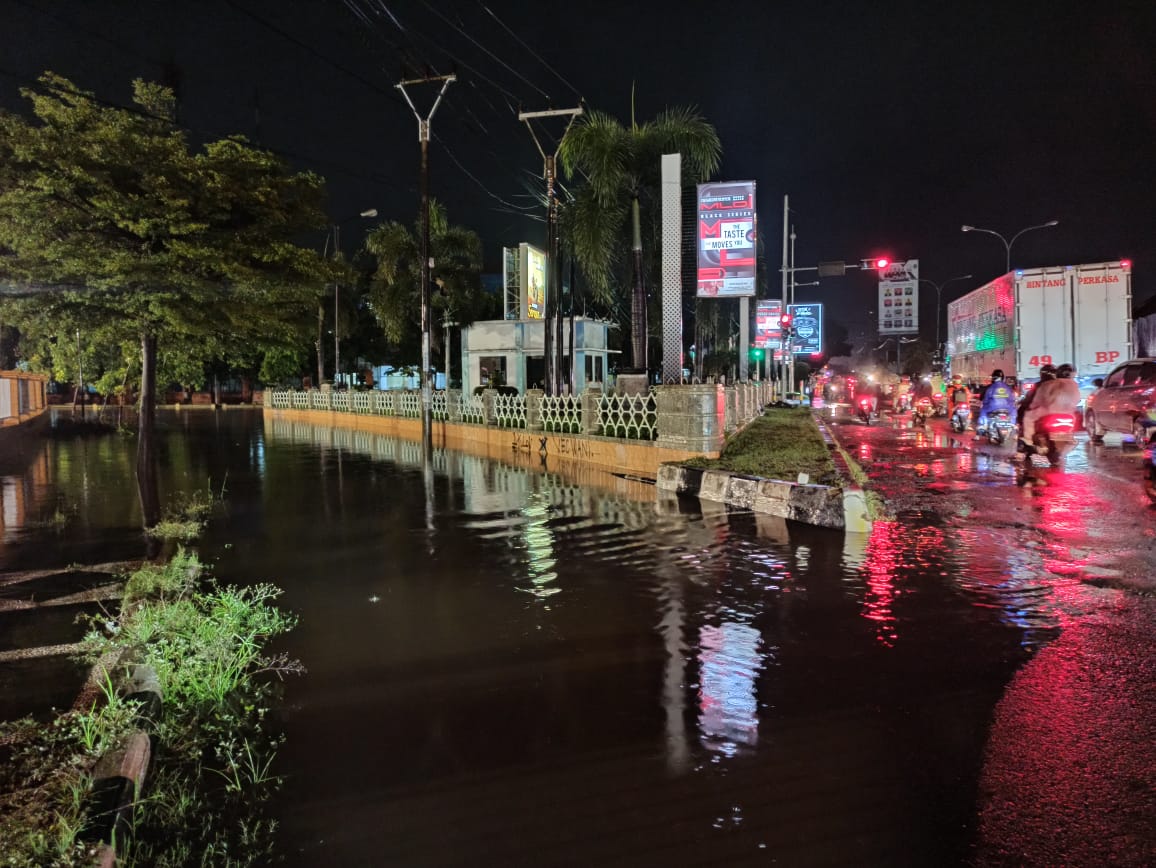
[76,662,163,865]
[656,463,849,530]
[812,415,874,532]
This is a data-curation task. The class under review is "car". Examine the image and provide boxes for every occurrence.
[1083,358,1156,445]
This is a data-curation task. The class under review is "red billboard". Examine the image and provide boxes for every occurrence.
[696,181,757,298]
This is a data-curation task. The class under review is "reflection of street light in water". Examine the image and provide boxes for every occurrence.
[519,491,559,599]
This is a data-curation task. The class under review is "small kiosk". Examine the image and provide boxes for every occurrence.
[460,242,612,393]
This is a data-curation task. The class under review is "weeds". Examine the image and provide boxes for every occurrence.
[145,475,228,541]
[1,548,302,866]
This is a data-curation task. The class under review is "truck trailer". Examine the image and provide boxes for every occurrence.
[946,261,1132,384]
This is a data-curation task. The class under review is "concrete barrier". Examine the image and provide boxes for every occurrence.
[656,463,850,530]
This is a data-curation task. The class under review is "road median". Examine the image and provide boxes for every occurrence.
[657,406,873,531]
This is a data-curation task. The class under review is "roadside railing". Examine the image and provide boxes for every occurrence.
[266,380,778,451]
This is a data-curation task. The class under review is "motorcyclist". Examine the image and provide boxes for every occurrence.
[1016,363,1056,430]
[1019,363,1081,456]
[895,375,913,411]
[947,374,971,422]
[977,369,1017,436]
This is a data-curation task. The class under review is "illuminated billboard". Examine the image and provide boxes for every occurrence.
[522,243,546,320]
[754,300,783,348]
[787,303,823,355]
[696,181,757,298]
[878,258,919,335]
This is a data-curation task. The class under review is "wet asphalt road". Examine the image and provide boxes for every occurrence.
[827,407,1156,865]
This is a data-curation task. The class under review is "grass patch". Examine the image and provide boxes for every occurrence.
[827,433,893,521]
[0,548,302,866]
[145,477,227,542]
[684,407,839,485]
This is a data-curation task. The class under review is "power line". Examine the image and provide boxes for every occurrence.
[417,0,550,100]
[222,0,409,113]
[477,1,583,100]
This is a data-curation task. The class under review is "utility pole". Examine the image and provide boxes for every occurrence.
[397,73,455,455]
[519,106,583,396]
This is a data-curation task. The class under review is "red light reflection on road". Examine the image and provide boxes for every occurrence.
[863,521,901,646]
[858,443,873,462]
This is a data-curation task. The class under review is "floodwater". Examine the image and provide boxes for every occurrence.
[1,409,1153,866]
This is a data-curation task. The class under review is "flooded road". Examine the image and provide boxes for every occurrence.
[1,409,1154,865]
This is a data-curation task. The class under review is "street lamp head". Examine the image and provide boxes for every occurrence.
[1044,219,1058,227]
[961,225,974,232]
[360,208,378,218]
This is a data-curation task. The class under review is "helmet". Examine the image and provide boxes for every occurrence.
[991,369,1004,381]
[1057,363,1074,378]
[951,374,963,384]
[1039,363,1058,379]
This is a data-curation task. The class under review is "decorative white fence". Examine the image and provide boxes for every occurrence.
[267,381,779,446]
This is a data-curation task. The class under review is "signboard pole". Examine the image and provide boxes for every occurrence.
[739,298,749,381]
[780,195,789,391]
[661,154,683,384]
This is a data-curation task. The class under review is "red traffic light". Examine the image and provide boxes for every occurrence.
[779,314,792,328]
[874,258,890,269]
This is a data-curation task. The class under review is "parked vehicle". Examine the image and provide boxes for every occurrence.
[1083,358,1156,445]
[1143,424,1156,503]
[946,261,1133,391]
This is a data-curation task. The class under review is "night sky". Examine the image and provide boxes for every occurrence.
[4,0,1155,340]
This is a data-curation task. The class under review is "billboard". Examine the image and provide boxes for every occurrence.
[754,300,783,348]
[522,243,546,319]
[696,181,757,298]
[878,259,919,335]
[787,303,823,355]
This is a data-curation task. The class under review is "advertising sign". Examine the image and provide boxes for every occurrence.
[754,300,783,348]
[787,303,823,355]
[696,181,757,298]
[878,258,919,335]
[522,243,546,320]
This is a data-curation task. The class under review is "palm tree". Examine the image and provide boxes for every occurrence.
[363,202,488,367]
[559,104,721,371]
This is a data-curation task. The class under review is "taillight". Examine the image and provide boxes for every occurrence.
[1041,414,1076,431]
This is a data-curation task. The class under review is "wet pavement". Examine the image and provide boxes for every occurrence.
[0,409,1153,865]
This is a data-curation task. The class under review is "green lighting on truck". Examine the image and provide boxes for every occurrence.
[975,329,1005,352]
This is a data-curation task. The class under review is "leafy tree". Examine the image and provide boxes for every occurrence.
[559,104,721,370]
[0,73,334,525]
[362,201,490,363]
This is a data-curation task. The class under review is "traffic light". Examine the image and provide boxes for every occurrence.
[779,313,792,330]
[750,347,765,360]
[874,258,890,270]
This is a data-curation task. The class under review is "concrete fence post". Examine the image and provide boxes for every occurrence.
[526,389,544,431]
[447,388,462,422]
[482,388,497,426]
[724,386,738,433]
[581,386,602,436]
[655,383,725,454]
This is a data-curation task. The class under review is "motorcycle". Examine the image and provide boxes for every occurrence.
[911,396,933,427]
[949,403,972,433]
[1026,413,1078,468]
[856,395,876,426]
[1141,421,1156,503]
[930,392,947,417]
[980,408,1015,445]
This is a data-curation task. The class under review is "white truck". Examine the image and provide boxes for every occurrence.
[946,260,1133,384]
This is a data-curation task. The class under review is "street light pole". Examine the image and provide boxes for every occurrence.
[326,209,377,388]
[961,220,1059,273]
[919,274,972,360]
[397,74,455,456]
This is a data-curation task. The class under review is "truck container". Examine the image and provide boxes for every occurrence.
[946,261,1132,383]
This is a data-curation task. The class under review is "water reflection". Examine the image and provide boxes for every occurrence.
[1,411,1139,865]
[697,622,764,754]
